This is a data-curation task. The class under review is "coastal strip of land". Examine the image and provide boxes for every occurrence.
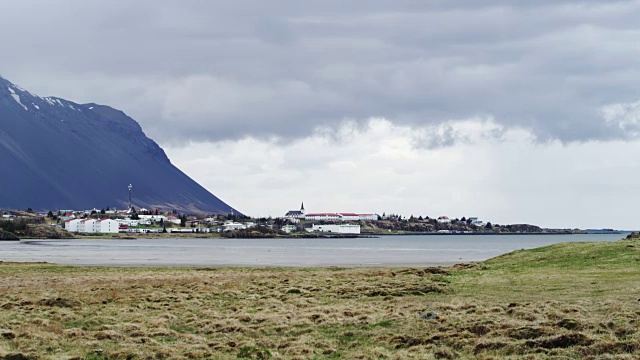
[1,236,639,359]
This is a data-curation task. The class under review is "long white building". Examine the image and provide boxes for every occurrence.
[65,218,119,233]
[304,213,343,221]
[303,213,379,222]
[306,224,361,234]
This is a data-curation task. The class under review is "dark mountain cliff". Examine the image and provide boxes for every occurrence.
[0,76,239,214]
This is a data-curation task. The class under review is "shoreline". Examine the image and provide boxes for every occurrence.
[0,260,463,268]
[15,230,624,240]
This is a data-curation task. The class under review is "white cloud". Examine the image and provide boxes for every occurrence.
[601,99,640,137]
[165,117,640,229]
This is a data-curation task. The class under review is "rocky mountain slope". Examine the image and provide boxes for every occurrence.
[0,76,238,214]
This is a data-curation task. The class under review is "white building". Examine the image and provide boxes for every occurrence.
[78,219,98,233]
[338,213,360,221]
[305,213,343,221]
[118,219,140,227]
[307,224,361,234]
[358,214,379,221]
[303,212,378,222]
[222,221,247,231]
[65,219,84,232]
[98,219,120,233]
[138,215,168,223]
[70,219,120,233]
[167,216,181,225]
[281,224,297,233]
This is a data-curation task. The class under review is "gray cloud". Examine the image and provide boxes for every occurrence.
[2,0,640,145]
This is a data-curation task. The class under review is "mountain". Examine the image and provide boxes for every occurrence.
[0,76,239,214]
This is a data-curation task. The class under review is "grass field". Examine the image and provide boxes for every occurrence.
[0,237,639,359]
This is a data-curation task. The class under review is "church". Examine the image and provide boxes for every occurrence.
[284,202,306,220]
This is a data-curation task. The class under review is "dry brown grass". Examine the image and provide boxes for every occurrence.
[0,238,639,359]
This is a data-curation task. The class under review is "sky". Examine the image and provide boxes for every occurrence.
[2,1,640,229]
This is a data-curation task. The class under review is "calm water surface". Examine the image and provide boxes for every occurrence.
[0,233,627,266]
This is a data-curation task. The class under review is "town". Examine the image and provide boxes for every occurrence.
[0,201,580,240]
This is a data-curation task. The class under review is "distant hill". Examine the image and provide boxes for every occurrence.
[0,76,239,214]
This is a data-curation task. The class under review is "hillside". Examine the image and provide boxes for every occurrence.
[0,76,238,214]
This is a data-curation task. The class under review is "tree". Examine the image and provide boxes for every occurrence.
[100,209,106,215]
[460,217,466,222]
[180,215,187,227]
[26,208,34,213]
[47,211,54,218]
[485,222,493,230]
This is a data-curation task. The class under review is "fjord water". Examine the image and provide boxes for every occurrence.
[0,233,626,266]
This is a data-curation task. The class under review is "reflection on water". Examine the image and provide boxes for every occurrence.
[0,234,626,266]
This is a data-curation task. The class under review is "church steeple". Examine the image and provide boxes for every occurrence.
[300,201,305,213]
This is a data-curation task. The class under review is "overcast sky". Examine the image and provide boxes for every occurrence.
[2,1,640,229]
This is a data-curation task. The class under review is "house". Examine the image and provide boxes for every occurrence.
[222,221,246,231]
[167,216,181,225]
[437,216,451,224]
[139,215,168,223]
[281,224,297,233]
[118,219,139,227]
[60,212,75,221]
[306,224,360,234]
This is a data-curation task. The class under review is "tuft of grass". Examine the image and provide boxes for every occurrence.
[237,345,272,359]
